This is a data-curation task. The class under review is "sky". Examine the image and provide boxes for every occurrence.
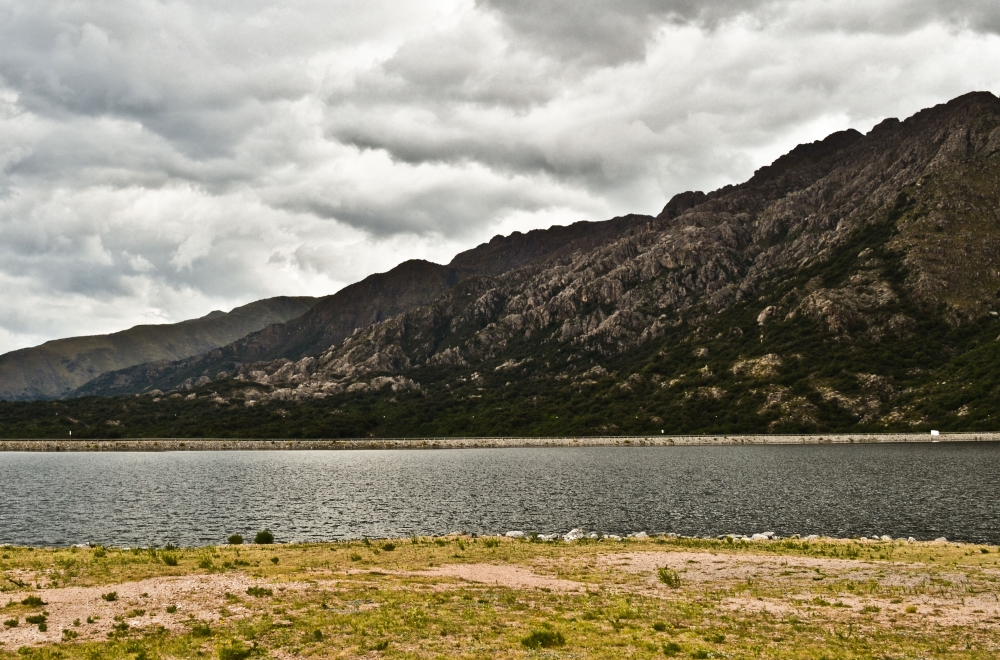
[1,1,999,354]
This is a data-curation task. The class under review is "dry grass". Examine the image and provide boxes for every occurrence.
[2,535,999,658]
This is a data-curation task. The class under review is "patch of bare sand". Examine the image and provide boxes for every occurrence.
[602,551,1000,627]
[722,592,1000,627]
[416,564,585,592]
[601,551,892,585]
[0,573,285,648]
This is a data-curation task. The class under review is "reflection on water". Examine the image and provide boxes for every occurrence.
[1,443,998,547]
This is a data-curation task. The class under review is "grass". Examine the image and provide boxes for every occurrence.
[1,535,999,658]
[657,566,681,587]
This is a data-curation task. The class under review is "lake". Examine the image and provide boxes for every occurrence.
[1,443,998,547]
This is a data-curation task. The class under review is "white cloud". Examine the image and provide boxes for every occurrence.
[0,0,999,353]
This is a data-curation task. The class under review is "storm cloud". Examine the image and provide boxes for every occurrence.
[0,0,998,352]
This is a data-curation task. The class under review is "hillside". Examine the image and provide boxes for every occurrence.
[0,297,316,401]
[3,91,1000,437]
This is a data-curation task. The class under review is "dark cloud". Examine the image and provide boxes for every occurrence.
[479,0,1000,66]
[475,0,774,66]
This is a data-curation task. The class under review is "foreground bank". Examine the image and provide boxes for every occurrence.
[1,535,997,659]
[1,431,998,451]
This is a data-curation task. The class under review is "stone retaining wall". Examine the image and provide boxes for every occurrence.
[0,432,997,451]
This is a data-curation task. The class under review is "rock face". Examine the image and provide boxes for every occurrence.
[189,93,1000,407]
[19,91,1000,436]
[0,297,317,401]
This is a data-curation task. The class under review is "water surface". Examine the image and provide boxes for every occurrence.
[1,443,997,546]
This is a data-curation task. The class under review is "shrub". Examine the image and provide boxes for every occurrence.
[861,605,880,614]
[216,640,254,660]
[483,538,500,548]
[227,535,244,546]
[92,546,107,558]
[662,642,682,656]
[521,629,565,649]
[691,650,709,659]
[198,557,215,570]
[38,622,47,632]
[254,530,274,545]
[191,622,213,637]
[312,630,323,641]
[62,629,78,641]
[381,542,395,552]
[3,619,17,628]
[21,596,45,607]
[101,592,118,602]
[245,587,273,598]
[166,605,178,614]
[372,640,390,651]
[905,605,918,614]
[161,553,179,566]
[657,567,681,588]
[270,557,279,565]
[652,621,668,632]
[349,553,362,561]
[704,633,725,643]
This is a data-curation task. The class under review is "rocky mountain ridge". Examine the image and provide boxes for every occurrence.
[74,213,653,397]
[201,92,1000,416]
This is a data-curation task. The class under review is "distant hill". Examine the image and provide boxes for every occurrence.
[0,296,317,401]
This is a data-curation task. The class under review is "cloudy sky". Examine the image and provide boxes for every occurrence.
[1,0,999,353]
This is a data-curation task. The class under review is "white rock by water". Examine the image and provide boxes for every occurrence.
[563,528,586,542]
[880,535,893,542]
[605,534,622,541]
[505,531,525,539]
[632,531,650,539]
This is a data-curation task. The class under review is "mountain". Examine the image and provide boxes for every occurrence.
[73,213,652,397]
[0,296,317,401]
[3,91,1000,437]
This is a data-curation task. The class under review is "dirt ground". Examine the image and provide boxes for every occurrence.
[1,573,288,647]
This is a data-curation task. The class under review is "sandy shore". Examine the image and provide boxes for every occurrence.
[0,432,997,451]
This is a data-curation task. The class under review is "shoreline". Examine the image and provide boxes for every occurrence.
[0,431,997,451]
